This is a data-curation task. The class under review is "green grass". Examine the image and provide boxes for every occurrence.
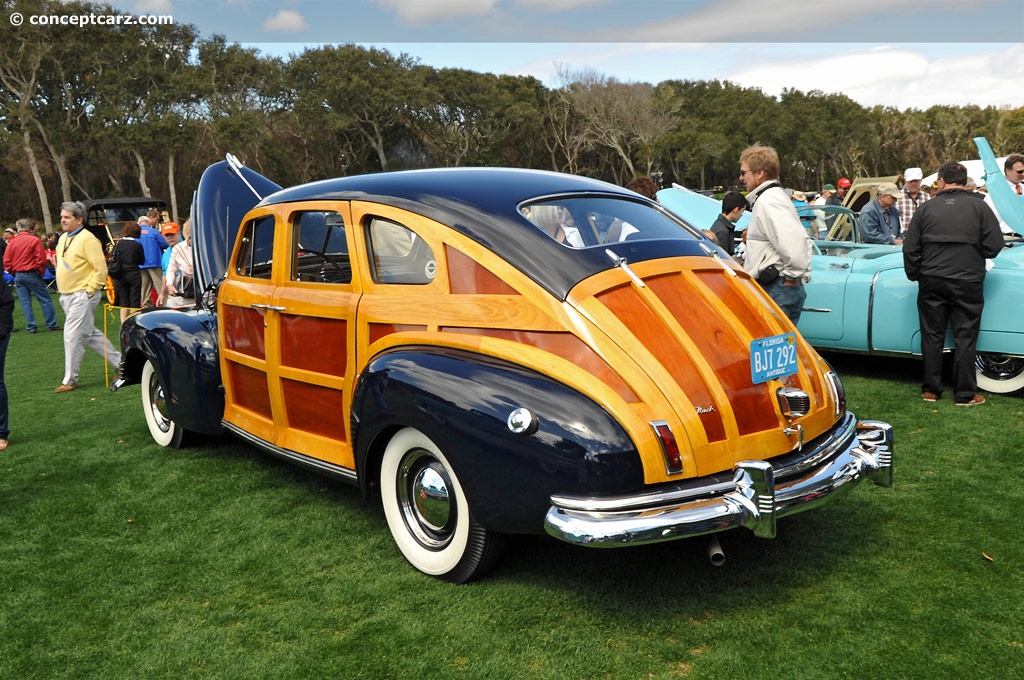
[1,299,1022,678]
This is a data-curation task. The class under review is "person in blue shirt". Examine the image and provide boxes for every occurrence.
[137,216,169,307]
[859,182,903,244]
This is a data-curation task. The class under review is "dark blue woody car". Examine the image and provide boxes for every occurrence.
[112,156,893,582]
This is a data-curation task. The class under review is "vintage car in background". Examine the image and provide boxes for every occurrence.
[797,209,1024,394]
[657,137,1024,394]
[82,196,168,252]
[112,157,893,582]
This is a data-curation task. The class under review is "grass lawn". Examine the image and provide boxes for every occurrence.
[1,298,1022,678]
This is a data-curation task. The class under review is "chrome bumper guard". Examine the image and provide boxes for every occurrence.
[544,415,893,547]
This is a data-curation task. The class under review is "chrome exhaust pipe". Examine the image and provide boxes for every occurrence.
[706,534,725,567]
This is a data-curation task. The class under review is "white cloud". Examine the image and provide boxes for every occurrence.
[372,0,498,23]
[513,0,610,10]
[372,0,607,24]
[613,0,980,42]
[726,44,1024,110]
[134,0,173,13]
[263,10,309,33]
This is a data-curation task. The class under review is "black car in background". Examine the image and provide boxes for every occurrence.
[81,197,168,251]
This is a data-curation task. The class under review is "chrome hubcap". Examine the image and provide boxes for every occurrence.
[147,371,171,433]
[397,449,455,550]
[976,353,1024,381]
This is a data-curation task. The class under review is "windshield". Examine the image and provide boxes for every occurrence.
[523,197,700,249]
[797,205,860,242]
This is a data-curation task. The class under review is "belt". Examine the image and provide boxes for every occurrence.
[782,278,802,287]
[13,270,40,275]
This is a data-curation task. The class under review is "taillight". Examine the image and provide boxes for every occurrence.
[650,420,683,475]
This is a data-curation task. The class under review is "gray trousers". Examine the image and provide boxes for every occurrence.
[59,290,121,386]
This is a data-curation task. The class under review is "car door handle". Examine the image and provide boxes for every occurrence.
[829,263,851,269]
[251,303,286,311]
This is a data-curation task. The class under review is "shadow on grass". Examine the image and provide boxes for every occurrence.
[157,417,892,616]
[492,496,888,610]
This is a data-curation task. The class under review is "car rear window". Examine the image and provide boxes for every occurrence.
[522,197,700,248]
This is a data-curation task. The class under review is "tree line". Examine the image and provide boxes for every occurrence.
[3,0,1024,232]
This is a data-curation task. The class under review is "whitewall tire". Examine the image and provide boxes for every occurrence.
[380,427,500,583]
[975,353,1024,394]
[142,360,187,448]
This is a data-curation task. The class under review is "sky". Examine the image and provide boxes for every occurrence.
[107,0,1024,111]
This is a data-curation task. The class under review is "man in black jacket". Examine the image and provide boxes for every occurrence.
[903,161,1004,405]
[708,191,746,257]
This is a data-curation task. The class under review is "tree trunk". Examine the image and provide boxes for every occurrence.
[54,153,72,202]
[133,149,152,196]
[167,154,178,222]
[22,127,53,232]
[31,118,73,201]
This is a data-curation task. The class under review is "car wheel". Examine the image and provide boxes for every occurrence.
[380,427,501,583]
[975,353,1024,394]
[142,359,187,448]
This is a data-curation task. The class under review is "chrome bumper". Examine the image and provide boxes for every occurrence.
[544,414,893,547]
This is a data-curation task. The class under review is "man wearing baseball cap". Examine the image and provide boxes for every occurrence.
[859,183,903,244]
[896,167,929,233]
[828,177,852,207]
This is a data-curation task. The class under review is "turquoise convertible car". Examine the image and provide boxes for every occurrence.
[656,138,1024,394]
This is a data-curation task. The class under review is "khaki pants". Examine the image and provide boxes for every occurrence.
[59,290,120,386]
[140,267,163,307]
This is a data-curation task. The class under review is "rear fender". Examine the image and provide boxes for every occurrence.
[118,307,225,435]
[351,347,642,534]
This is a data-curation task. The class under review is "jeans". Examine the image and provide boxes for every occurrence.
[14,271,59,331]
[0,331,9,438]
[762,278,807,324]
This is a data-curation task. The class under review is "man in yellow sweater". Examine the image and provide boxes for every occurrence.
[54,201,121,392]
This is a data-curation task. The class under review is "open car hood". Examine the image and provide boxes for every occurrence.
[192,157,282,294]
[657,184,751,233]
[976,136,1024,234]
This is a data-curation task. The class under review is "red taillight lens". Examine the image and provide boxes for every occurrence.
[651,420,683,475]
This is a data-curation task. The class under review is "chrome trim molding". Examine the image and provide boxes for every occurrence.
[222,421,359,484]
[867,270,881,352]
[544,415,893,547]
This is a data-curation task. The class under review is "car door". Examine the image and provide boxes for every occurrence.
[799,245,854,343]
[219,209,280,445]
[219,203,361,471]
[270,205,360,469]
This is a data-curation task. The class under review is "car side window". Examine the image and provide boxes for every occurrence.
[366,217,436,285]
[235,215,276,279]
[292,210,351,284]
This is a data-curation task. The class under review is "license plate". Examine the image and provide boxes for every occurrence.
[750,333,798,384]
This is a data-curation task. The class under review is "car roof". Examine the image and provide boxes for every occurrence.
[81,197,167,210]
[195,163,709,300]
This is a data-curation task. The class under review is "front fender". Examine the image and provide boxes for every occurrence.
[351,347,643,534]
[117,307,225,435]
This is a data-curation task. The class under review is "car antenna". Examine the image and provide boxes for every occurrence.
[225,153,265,201]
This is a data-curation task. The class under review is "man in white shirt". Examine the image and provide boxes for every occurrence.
[739,145,813,324]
